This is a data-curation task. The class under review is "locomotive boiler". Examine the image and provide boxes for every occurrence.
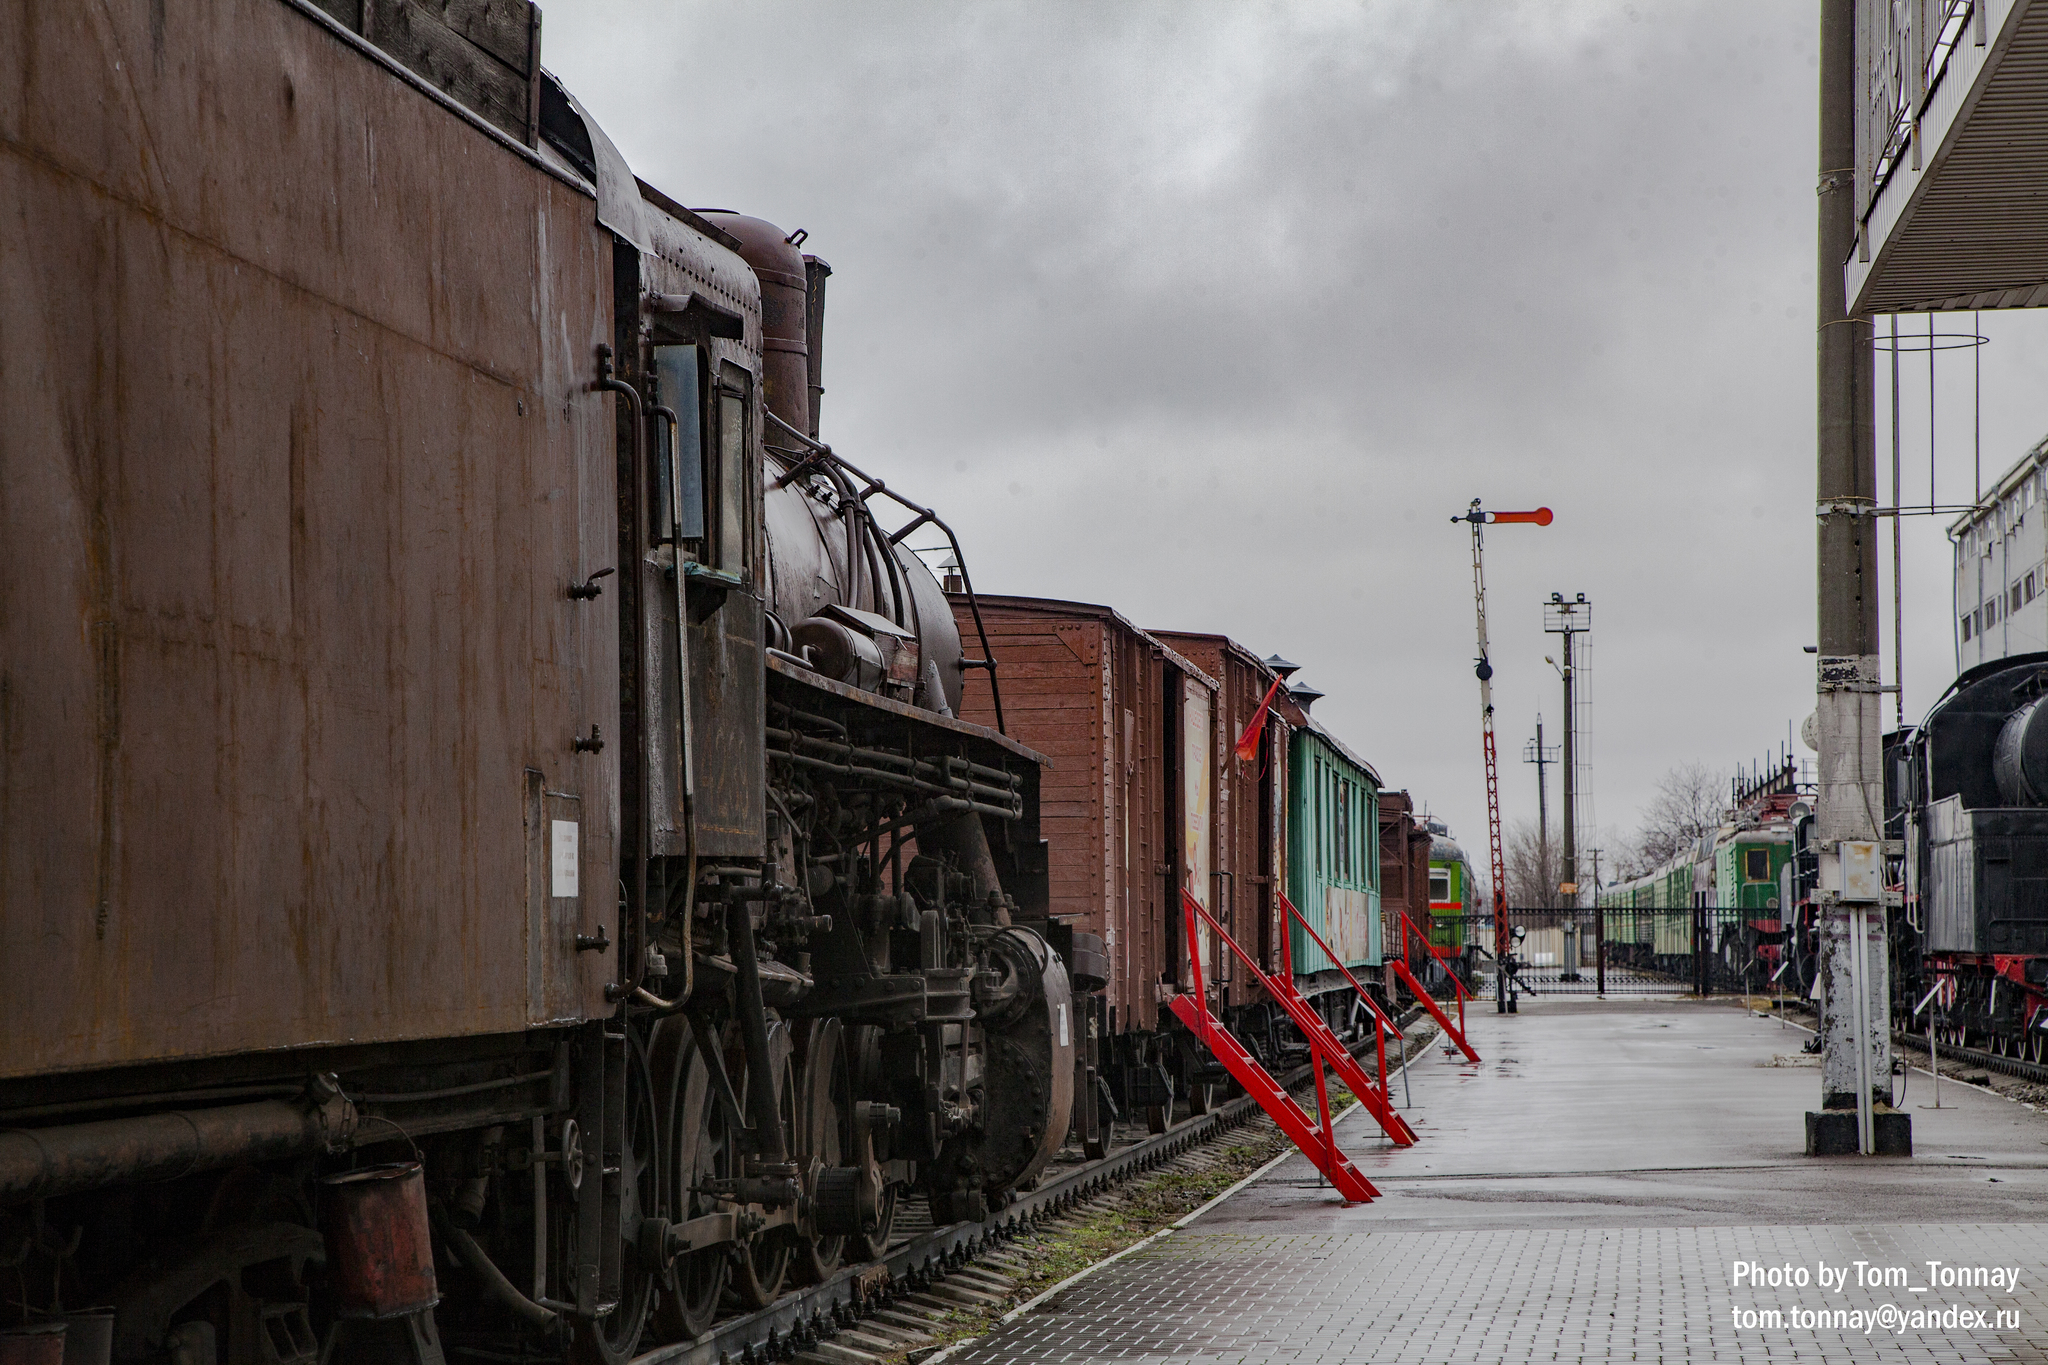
[0,3,1068,1363]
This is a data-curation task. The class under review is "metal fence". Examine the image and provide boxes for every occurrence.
[1420,907,1785,998]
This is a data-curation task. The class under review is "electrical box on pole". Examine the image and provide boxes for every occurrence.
[1451,500,1552,1014]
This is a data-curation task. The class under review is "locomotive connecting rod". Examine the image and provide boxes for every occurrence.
[726,897,790,1163]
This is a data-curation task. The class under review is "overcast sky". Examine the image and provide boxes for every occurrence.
[546,1,2048,883]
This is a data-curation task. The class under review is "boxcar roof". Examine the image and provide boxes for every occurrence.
[1147,629,1284,690]
[969,595,1220,691]
[1297,718,1381,787]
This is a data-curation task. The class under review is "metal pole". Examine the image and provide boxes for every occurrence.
[1561,637,1576,901]
[1595,901,1606,997]
[1929,1008,1941,1107]
[1537,718,1548,853]
[1892,312,1905,730]
[1813,0,1896,1153]
[1850,904,1875,1154]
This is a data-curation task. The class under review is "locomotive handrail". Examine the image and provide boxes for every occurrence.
[764,410,1006,733]
[595,344,656,1008]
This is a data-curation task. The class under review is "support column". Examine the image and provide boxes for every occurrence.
[1810,0,1907,1157]
[1561,637,1576,900]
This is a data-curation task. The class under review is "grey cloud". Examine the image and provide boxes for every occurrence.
[541,0,2037,863]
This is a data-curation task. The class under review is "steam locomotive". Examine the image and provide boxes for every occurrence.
[1890,652,2048,1061]
[1,4,1073,1362]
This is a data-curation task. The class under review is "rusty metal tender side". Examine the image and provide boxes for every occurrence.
[0,3,1064,1362]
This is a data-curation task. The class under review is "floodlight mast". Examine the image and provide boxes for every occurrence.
[1451,500,1553,1013]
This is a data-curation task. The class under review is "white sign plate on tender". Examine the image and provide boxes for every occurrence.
[551,820,580,898]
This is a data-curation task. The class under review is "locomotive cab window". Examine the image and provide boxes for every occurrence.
[714,363,753,576]
[1744,848,1770,882]
[1430,870,1451,903]
[653,344,705,545]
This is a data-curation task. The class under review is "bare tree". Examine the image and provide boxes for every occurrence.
[1634,761,1727,869]
[1503,819,1561,909]
[1596,828,1653,886]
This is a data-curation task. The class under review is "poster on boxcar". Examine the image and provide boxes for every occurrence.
[1184,679,1213,983]
[1325,886,1374,966]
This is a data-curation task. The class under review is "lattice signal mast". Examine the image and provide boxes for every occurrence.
[1452,500,1552,1011]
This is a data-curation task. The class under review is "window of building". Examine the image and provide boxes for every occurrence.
[2014,582,2025,614]
[1963,613,1974,641]
[2028,571,2037,603]
[1744,847,1770,882]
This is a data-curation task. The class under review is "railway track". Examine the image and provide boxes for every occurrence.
[1770,997,2048,1088]
[1892,1026,2048,1086]
[632,1008,1437,1365]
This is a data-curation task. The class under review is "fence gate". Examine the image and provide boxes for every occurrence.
[1416,907,1782,998]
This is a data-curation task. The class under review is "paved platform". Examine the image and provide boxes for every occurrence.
[953,999,2048,1363]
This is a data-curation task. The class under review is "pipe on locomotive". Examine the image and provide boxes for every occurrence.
[0,1081,359,1203]
[761,408,1008,734]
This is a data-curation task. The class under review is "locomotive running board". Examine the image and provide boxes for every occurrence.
[1174,892,1379,1202]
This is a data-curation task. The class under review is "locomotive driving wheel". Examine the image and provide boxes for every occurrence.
[650,1017,728,1342]
[793,1018,850,1284]
[845,1026,898,1262]
[566,1035,660,1365]
[728,1021,798,1309]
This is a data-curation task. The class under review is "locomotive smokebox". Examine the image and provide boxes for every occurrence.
[318,1163,439,1318]
[699,212,811,435]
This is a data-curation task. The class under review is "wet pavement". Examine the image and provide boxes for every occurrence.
[949,998,2048,1363]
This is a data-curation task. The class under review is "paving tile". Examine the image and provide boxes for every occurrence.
[945,1002,2048,1364]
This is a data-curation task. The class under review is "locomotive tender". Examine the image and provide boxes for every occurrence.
[2,2,1071,1361]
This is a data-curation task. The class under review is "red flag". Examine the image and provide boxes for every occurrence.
[1234,676,1284,763]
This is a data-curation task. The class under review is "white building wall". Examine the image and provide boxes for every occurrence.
[1956,442,2048,672]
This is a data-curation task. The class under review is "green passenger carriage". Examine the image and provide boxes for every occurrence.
[1286,724,1383,972]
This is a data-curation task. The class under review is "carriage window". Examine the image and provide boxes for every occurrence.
[653,345,704,544]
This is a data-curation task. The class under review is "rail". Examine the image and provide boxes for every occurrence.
[634,1005,1428,1365]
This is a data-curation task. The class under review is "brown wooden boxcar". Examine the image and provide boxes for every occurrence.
[953,601,1400,1131]
[1147,631,1290,997]
[947,597,1219,1035]
[1378,789,1436,972]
